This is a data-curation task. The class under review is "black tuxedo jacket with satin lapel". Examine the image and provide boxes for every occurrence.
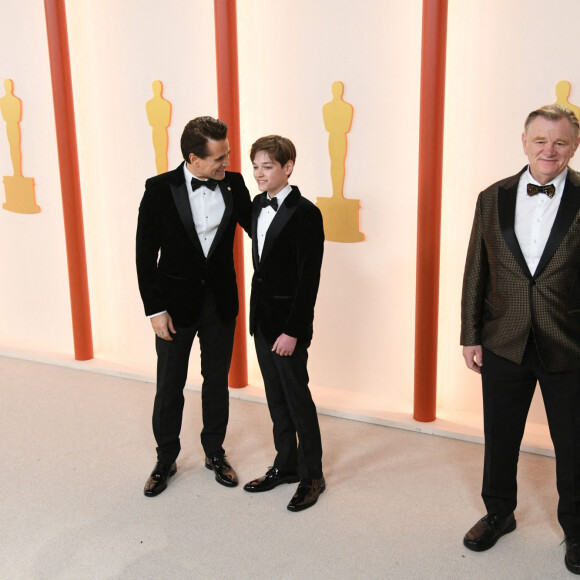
[461,166,580,371]
[136,163,251,327]
[249,186,324,344]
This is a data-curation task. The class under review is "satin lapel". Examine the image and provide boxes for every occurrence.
[251,196,262,269]
[207,178,233,259]
[170,180,204,255]
[260,191,298,263]
[498,180,531,278]
[535,170,580,277]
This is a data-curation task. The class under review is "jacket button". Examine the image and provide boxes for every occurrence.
[530,280,536,286]
[200,279,206,286]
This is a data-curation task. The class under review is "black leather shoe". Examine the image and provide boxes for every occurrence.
[287,476,326,512]
[463,513,516,551]
[144,461,177,497]
[205,453,238,487]
[244,466,300,492]
[565,538,580,574]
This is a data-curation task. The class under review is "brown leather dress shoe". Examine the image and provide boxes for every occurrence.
[144,461,177,497]
[205,453,238,487]
[287,476,326,512]
[463,513,516,551]
[565,538,580,574]
[244,466,300,492]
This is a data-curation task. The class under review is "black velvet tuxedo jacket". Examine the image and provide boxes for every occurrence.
[249,187,324,344]
[461,166,580,372]
[136,163,251,327]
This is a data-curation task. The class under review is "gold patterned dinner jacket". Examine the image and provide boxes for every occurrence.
[461,166,580,372]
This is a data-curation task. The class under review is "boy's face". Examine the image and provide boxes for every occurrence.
[252,150,293,197]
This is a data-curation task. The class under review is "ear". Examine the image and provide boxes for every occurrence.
[284,160,294,176]
[189,153,198,165]
[521,132,528,155]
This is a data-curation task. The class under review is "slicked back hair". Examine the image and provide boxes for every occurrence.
[181,116,228,161]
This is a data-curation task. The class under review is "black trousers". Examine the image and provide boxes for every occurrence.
[481,340,580,536]
[152,292,236,464]
[254,328,323,479]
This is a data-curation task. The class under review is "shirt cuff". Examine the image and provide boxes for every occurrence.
[148,310,167,319]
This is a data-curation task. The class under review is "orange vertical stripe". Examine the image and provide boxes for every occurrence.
[44,0,94,361]
[413,0,448,421]
[214,0,248,388]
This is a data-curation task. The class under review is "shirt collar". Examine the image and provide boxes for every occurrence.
[267,184,292,207]
[525,166,568,190]
[184,163,211,183]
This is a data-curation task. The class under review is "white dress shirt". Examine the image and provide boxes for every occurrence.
[184,164,226,257]
[257,184,292,259]
[514,167,568,275]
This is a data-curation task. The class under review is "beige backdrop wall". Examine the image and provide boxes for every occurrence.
[438,0,580,447]
[1,0,578,450]
[0,0,72,355]
[237,0,422,417]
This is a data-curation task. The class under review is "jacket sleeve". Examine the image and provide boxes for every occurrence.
[231,173,252,235]
[136,178,166,316]
[460,192,489,346]
[283,204,325,338]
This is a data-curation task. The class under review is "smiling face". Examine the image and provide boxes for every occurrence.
[252,150,294,196]
[522,117,579,184]
[187,138,230,180]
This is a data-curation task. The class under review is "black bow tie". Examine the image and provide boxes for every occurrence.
[191,177,218,191]
[260,195,278,211]
[527,183,556,199]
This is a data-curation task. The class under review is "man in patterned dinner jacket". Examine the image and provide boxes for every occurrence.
[460,104,580,574]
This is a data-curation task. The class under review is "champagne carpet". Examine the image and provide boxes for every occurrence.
[0,356,568,579]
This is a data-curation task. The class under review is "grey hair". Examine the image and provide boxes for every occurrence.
[524,104,580,139]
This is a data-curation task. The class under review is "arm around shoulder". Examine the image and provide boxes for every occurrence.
[229,171,252,234]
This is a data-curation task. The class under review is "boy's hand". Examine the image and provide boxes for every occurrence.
[272,333,297,357]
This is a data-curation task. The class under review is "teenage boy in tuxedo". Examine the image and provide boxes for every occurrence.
[243,135,325,511]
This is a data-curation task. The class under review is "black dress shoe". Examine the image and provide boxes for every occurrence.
[144,461,177,497]
[287,476,326,512]
[463,513,516,551]
[205,453,238,487]
[565,538,580,574]
[244,466,300,492]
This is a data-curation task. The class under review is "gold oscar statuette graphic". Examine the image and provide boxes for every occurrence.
[146,80,172,175]
[316,81,364,242]
[554,80,580,120]
[1,79,40,213]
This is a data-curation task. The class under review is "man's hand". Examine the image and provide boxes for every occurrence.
[272,333,297,357]
[462,345,483,374]
[151,312,176,342]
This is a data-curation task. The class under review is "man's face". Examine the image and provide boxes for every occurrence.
[189,138,230,180]
[522,117,579,184]
[252,151,293,197]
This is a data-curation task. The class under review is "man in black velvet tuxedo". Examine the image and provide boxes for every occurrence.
[136,116,251,497]
[461,105,580,574]
[242,135,325,512]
